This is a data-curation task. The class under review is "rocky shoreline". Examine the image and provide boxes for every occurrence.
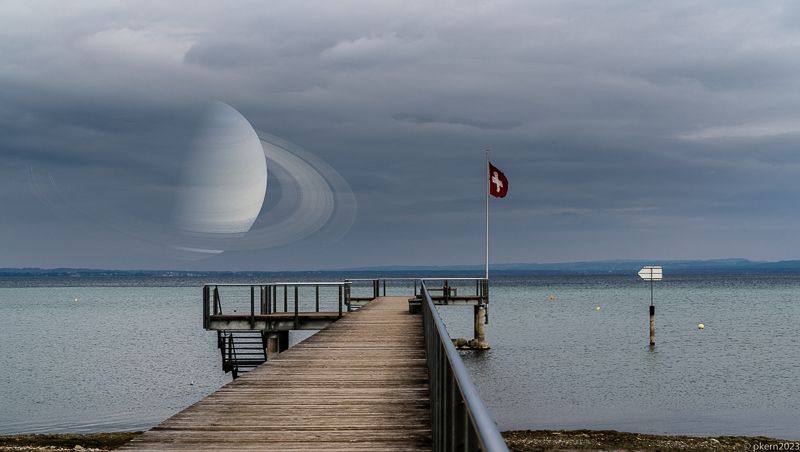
[503,429,795,451]
[1,430,796,451]
[0,433,141,452]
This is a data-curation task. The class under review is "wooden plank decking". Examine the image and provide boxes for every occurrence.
[122,296,432,451]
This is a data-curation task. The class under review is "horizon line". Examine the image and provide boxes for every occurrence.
[3,257,800,274]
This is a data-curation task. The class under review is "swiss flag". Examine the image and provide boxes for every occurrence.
[488,162,508,198]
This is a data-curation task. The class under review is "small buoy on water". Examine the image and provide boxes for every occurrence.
[73,298,79,303]
[548,294,556,301]
[595,305,601,311]
[190,380,195,386]
[698,323,705,330]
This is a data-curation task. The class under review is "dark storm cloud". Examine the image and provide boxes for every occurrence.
[2,0,800,269]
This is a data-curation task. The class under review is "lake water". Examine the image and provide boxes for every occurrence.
[1,274,798,439]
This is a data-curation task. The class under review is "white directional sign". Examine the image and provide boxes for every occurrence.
[638,266,663,281]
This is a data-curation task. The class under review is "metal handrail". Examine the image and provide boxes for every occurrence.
[346,277,484,281]
[203,282,350,329]
[421,281,508,452]
[204,282,352,287]
[346,277,487,300]
[225,333,239,378]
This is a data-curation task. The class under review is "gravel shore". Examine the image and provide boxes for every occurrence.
[503,429,795,451]
[1,430,795,451]
[0,433,141,452]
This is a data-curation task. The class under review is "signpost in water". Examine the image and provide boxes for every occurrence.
[638,266,662,346]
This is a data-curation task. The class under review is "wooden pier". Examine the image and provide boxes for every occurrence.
[123,279,507,451]
[121,297,432,451]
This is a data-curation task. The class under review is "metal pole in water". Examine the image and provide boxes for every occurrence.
[649,278,655,346]
[639,266,661,347]
[649,304,655,346]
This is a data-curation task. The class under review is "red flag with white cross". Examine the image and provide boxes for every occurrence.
[488,162,508,198]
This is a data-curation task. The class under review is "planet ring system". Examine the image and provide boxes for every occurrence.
[170,130,357,257]
[29,119,356,261]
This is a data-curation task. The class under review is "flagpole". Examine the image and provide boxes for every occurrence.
[485,149,490,280]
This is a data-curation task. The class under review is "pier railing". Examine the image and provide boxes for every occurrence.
[203,282,351,329]
[421,281,508,452]
[345,278,426,304]
[346,277,488,304]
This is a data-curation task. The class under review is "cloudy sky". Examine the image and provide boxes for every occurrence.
[2,0,800,270]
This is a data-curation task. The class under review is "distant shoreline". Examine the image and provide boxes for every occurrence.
[7,257,800,276]
[1,430,797,451]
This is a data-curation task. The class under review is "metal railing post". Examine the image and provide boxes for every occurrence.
[203,286,210,329]
[294,286,299,329]
[260,285,265,315]
[338,286,343,318]
[483,278,489,324]
[250,285,255,329]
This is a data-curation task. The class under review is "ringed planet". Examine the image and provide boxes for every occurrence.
[28,101,357,261]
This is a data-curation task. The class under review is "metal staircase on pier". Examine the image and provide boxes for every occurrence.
[217,331,267,379]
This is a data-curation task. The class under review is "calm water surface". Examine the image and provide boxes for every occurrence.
[1,275,798,439]
[442,275,800,439]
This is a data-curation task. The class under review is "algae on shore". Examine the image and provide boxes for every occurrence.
[1,430,796,451]
[503,429,793,451]
[0,432,141,452]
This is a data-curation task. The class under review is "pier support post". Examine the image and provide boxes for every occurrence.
[649,305,655,346]
[266,331,290,359]
[472,305,490,349]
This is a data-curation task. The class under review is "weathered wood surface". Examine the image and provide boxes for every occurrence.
[122,297,431,451]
